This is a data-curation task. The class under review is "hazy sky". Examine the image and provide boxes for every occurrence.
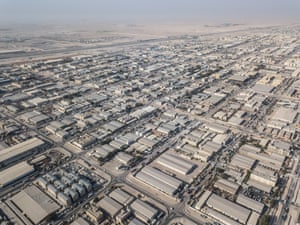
[0,0,299,25]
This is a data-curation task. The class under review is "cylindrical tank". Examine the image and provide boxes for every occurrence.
[64,188,79,202]
[47,184,59,197]
[35,177,48,189]
[61,176,73,186]
[78,179,92,192]
[57,192,72,206]
[71,183,86,197]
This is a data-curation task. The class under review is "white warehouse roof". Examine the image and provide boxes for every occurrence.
[206,194,251,224]
[236,194,264,214]
[0,161,34,187]
[135,166,183,196]
[272,107,298,124]
[10,186,60,224]
[0,137,45,165]
[131,199,158,223]
[156,153,196,175]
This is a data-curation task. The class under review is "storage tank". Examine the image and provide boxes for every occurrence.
[44,174,56,183]
[71,183,86,197]
[61,176,73,186]
[64,188,79,202]
[47,184,59,197]
[54,180,66,191]
[57,192,72,206]
[35,177,48,189]
[68,172,79,182]
[78,179,92,192]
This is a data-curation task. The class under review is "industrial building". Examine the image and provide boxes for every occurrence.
[97,196,123,218]
[130,199,159,224]
[135,166,183,196]
[129,218,146,225]
[7,186,60,225]
[214,178,240,195]
[115,152,134,165]
[70,217,90,225]
[201,141,222,154]
[204,207,242,225]
[247,212,260,225]
[271,107,298,124]
[250,165,278,187]
[206,194,251,224]
[204,123,228,134]
[19,110,51,126]
[0,137,46,167]
[156,153,196,175]
[236,194,265,214]
[182,134,202,147]
[229,153,256,171]
[35,171,93,206]
[72,133,97,150]
[130,106,157,119]
[247,179,273,193]
[138,137,159,149]
[180,144,211,162]
[0,161,35,188]
[195,190,212,210]
[90,144,116,159]
[109,188,134,206]
[239,145,284,171]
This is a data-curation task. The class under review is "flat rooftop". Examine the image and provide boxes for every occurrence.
[10,185,60,224]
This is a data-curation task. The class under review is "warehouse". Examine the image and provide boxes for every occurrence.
[8,186,60,225]
[214,179,240,195]
[72,134,97,150]
[115,152,133,165]
[97,196,123,218]
[250,167,278,187]
[130,106,156,119]
[29,114,51,126]
[271,107,298,124]
[116,133,139,146]
[239,149,284,171]
[138,137,158,149]
[193,150,211,162]
[135,166,183,196]
[102,120,124,133]
[127,142,149,153]
[91,144,116,159]
[109,188,134,206]
[181,144,199,155]
[182,134,202,147]
[252,84,274,94]
[204,207,242,225]
[229,153,256,171]
[239,144,261,154]
[0,137,46,167]
[247,179,273,193]
[128,218,146,225]
[71,217,90,225]
[236,194,264,214]
[0,161,35,188]
[156,153,196,175]
[109,139,127,150]
[206,194,251,224]
[180,144,211,162]
[247,212,260,225]
[195,190,212,210]
[130,199,159,224]
[201,141,222,154]
[204,123,228,134]
[268,140,290,156]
